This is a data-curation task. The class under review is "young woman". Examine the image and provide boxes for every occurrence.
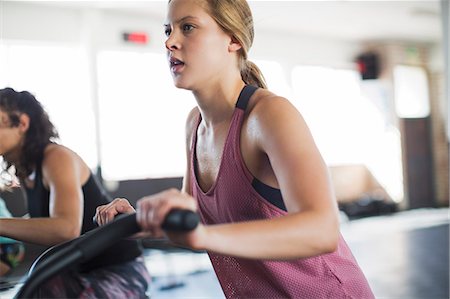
[96,0,375,298]
[0,87,151,298]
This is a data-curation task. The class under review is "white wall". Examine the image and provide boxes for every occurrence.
[2,2,81,44]
[2,1,444,71]
[252,30,360,69]
[1,1,362,67]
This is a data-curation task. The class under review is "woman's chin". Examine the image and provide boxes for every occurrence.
[172,79,191,91]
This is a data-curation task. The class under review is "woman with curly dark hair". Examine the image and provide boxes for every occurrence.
[0,87,151,298]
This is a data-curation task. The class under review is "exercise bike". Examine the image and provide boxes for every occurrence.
[14,209,199,299]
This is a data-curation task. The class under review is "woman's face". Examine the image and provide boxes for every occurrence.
[164,0,237,90]
[0,109,24,160]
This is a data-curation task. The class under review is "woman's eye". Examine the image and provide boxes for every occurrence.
[182,24,194,32]
[164,28,171,37]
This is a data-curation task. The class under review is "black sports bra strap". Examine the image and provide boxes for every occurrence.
[235,85,258,111]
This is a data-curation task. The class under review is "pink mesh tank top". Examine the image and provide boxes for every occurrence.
[190,85,375,298]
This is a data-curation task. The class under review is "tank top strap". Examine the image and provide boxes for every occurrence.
[235,85,258,111]
[228,85,259,184]
[190,85,258,154]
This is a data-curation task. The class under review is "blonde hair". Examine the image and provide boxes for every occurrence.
[169,0,267,89]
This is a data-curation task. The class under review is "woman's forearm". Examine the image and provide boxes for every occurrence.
[201,211,339,260]
[0,217,81,246]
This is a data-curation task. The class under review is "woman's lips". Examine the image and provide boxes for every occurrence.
[169,57,184,74]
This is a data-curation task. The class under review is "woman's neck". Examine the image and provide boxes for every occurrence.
[193,79,246,127]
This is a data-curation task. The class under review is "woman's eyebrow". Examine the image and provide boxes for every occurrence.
[164,15,199,27]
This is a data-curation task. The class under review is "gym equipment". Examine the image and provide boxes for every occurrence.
[14,209,199,299]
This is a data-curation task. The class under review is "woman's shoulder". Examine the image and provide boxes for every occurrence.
[44,143,76,160]
[185,106,200,135]
[248,88,299,122]
[41,144,91,186]
[42,144,88,172]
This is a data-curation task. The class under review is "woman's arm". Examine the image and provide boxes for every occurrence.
[0,146,85,246]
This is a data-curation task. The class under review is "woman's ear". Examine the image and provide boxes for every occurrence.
[228,36,242,52]
[18,114,30,133]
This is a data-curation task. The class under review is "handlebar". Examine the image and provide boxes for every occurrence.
[15,209,199,299]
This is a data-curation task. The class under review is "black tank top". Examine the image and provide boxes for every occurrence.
[23,153,142,272]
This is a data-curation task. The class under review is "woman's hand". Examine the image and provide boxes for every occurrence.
[136,188,205,249]
[94,198,136,226]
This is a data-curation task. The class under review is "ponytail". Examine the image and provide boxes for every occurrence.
[241,60,267,89]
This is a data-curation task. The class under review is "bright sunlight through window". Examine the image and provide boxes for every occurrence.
[97,51,196,181]
[291,66,403,202]
[0,42,98,169]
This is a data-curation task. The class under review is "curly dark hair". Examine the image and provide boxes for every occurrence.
[0,87,59,183]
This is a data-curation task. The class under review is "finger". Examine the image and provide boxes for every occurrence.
[105,208,117,223]
[155,191,197,226]
[102,198,129,224]
[154,202,174,227]
[93,206,102,225]
[146,203,158,229]
[115,198,135,214]
[97,205,109,226]
[136,190,195,233]
[137,199,153,231]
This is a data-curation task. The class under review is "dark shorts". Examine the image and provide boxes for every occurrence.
[32,257,151,299]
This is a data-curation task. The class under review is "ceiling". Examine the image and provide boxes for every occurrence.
[19,0,443,43]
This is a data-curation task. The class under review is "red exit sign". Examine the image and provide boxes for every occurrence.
[122,32,149,44]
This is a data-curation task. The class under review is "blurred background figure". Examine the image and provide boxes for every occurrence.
[0,88,151,298]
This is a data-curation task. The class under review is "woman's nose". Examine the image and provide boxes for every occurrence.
[165,33,180,51]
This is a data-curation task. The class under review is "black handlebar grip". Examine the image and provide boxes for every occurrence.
[161,209,200,232]
[93,209,199,231]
